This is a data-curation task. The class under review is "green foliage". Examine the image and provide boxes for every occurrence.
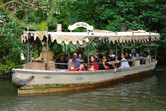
[0,57,23,73]
[0,15,25,73]
[0,0,166,74]
[51,42,63,60]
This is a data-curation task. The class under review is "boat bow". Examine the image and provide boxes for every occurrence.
[12,74,35,88]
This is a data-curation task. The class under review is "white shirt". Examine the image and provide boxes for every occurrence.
[109,54,115,58]
[119,58,130,68]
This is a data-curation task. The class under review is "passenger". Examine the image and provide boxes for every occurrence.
[107,49,117,70]
[108,49,115,61]
[77,62,86,71]
[32,42,55,69]
[56,53,67,69]
[119,53,130,68]
[129,49,139,58]
[68,62,77,71]
[95,51,100,62]
[143,51,151,64]
[89,65,95,71]
[69,53,81,68]
[100,52,106,62]
[90,55,99,70]
[99,55,109,70]
[132,53,140,67]
[90,52,95,56]
[124,51,132,66]
[65,54,71,69]
[65,54,70,63]
[78,54,84,62]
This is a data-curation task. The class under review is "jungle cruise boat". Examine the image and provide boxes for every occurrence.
[12,22,160,95]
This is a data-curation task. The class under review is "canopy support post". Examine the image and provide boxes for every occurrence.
[30,50,32,62]
[155,46,157,61]
[149,45,151,63]
[46,27,49,70]
[88,42,90,70]
[120,43,124,53]
[27,27,30,63]
[65,43,67,55]
[115,41,118,60]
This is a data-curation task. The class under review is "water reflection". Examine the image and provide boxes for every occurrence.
[0,67,166,111]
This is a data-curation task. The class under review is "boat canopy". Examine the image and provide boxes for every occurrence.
[21,22,160,45]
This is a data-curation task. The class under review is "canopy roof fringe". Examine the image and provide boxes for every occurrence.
[21,31,160,44]
[21,22,160,44]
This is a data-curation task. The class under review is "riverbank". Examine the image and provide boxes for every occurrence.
[0,73,12,79]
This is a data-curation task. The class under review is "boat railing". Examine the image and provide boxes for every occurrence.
[107,56,153,65]
[52,56,153,65]
[23,56,155,70]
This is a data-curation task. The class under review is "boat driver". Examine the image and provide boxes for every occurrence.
[32,42,55,69]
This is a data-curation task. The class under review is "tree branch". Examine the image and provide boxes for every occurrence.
[0,0,44,11]
[0,0,17,8]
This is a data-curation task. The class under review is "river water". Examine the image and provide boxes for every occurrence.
[0,66,166,111]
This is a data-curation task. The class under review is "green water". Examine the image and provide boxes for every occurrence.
[0,66,166,111]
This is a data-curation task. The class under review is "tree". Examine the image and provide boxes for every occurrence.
[0,0,166,73]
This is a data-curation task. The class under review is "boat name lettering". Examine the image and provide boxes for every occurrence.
[76,23,87,28]
[68,22,93,31]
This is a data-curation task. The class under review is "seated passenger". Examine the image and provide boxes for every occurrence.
[68,62,77,71]
[78,54,84,62]
[77,62,86,71]
[65,54,72,69]
[132,53,140,67]
[107,50,117,71]
[142,51,151,64]
[69,53,81,68]
[56,53,67,69]
[90,55,99,70]
[89,65,95,71]
[124,51,132,66]
[129,49,139,58]
[95,51,100,62]
[99,55,109,70]
[119,53,130,68]
[108,49,115,61]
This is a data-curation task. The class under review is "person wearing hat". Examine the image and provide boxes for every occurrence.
[32,43,55,69]
[69,53,81,68]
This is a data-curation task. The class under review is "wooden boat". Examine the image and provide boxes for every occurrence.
[12,22,160,95]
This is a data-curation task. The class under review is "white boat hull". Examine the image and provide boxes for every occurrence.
[12,61,157,95]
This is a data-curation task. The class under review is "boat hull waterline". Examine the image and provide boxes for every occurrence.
[12,61,157,95]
